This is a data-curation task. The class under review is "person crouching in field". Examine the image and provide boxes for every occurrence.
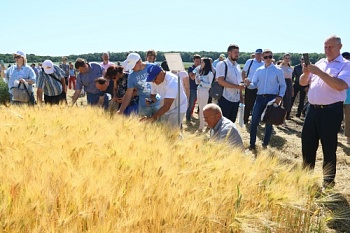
[101,65,139,115]
[141,65,187,128]
[203,103,243,150]
[37,60,67,105]
[71,58,108,107]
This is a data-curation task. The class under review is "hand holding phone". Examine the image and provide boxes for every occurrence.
[303,53,310,67]
[0,60,4,66]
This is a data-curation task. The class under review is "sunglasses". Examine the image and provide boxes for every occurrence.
[14,56,21,59]
[263,55,273,59]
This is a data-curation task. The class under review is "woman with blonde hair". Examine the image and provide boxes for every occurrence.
[0,51,36,105]
[279,53,293,123]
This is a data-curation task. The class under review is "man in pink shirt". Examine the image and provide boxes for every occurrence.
[300,35,350,189]
[100,52,114,71]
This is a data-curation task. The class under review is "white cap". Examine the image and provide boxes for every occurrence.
[121,53,141,71]
[13,51,26,59]
[42,60,54,74]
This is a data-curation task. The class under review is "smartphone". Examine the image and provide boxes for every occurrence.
[303,53,310,67]
[0,60,4,66]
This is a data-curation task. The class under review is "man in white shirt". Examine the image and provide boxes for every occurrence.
[216,44,245,123]
[143,65,188,128]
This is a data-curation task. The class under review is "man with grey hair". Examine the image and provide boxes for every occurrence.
[300,35,350,188]
[203,103,243,149]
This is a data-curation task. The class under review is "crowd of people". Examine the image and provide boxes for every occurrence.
[1,36,350,188]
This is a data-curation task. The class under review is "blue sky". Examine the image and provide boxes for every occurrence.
[2,0,349,56]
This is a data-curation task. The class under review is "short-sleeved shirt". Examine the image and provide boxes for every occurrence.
[127,63,159,108]
[76,62,104,94]
[36,65,65,96]
[308,55,350,105]
[242,58,264,80]
[216,59,242,102]
[5,65,36,93]
[151,72,187,114]
[210,116,243,149]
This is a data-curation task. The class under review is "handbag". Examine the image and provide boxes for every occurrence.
[11,82,31,102]
[209,61,227,100]
[262,102,287,125]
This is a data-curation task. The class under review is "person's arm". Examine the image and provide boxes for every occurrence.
[217,76,245,91]
[117,88,134,114]
[97,94,105,107]
[306,64,349,91]
[21,67,36,84]
[241,70,247,80]
[182,76,190,99]
[276,69,286,104]
[0,64,5,78]
[71,90,82,105]
[148,98,174,121]
[61,77,67,93]
[37,88,43,105]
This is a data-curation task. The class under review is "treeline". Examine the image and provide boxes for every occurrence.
[0,51,325,66]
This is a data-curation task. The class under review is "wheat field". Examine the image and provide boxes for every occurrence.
[0,105,326,232]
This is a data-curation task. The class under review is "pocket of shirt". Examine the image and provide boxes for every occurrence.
[326,68,340,78]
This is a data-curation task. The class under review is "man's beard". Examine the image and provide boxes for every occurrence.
[231,56,238,61]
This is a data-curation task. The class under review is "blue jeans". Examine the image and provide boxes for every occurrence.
[250,95,276,148]
[139,104,160,118]
[186,89,197,121]
[218,96,240,123]
[87,92,109,108]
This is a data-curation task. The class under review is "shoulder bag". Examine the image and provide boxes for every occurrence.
[209,61,227,100]
[11,82,31,102]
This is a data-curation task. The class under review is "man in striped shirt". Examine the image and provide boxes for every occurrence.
[36,60,67,105]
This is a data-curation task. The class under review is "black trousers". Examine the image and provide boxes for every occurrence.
[291,83,307,116]
[301,103,343,184]
[244,87,257,124]
[44,92,66,105]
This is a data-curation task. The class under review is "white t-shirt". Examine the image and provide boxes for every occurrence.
[151,72,188,115]
[216,59,242,102]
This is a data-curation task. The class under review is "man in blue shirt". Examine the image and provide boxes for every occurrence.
[118,53,160,117]
[71,58,107,107]
[203,103,243,149]
[245,49,286,150]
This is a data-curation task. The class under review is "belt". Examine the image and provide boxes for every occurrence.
[310,101,343,109]
[258,94,276,98]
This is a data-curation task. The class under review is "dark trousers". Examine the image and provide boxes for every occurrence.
[218,96,240,123]
[44,93,66,105]
[244,88,257,124]
[301,103,343,184]
[291,83,307,116]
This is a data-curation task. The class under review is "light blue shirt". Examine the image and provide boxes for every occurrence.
[250,63,286,97]
[210,116,244,149]
[5,65,36,93]
[127,63,160,108]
